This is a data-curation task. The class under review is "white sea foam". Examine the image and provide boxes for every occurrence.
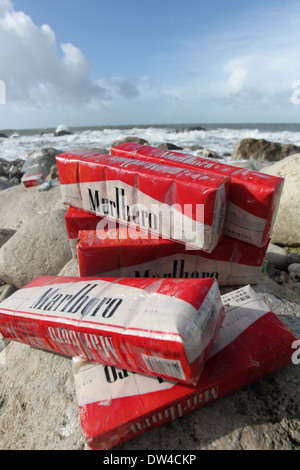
[1,123,300,163]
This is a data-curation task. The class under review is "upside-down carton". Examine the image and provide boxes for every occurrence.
[72,285,298,450]
[111,143,285,247]
[77,227,269,287]
[56,150,230,252]
[0,276,224,385]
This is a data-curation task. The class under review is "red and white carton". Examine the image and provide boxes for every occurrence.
[21,172,45,188]
[0,276,224,385]
[56,150,230,252]
[64,206,125,258]
[77,227,269,287]
[72,285,298,450]
[111,143,285,247]
[64,207,105,258]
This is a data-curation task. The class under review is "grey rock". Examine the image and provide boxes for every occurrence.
[0,181,63,231]
[58,258,79,277]
[0,133,8,138]
[197,149,222,160]
[174,126,206,133]
[0,177,9,190]
[266,263,282,283]
[0,209,72,288]
[111,136,149,147]
[288,263,300,275]
[262,154,300,246]
[231,138,300,162]
[54,130,73,137]
[183,145,204,151]
[70,147,108,154]
[289,272,300,283]
[265,243,288,269]
[0,341,85,450]
[0,229,16,248]
[49,164,59,180]
[8,176,20,187]
[157,142,183,150]
[287,252,300,265]
[293,282,300,296]
[0,284,15,302]
[21,148,62,178]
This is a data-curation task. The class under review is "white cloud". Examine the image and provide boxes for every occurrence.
[0,0,163,126]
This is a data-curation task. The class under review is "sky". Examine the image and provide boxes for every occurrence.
[1,0,300,129]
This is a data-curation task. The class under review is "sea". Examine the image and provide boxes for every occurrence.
[1,122,300,163]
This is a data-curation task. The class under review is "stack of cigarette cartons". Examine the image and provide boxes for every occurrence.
[0,144,297,451]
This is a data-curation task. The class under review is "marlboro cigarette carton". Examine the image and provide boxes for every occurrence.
[0,276,224,385]
[111,143,285,248]
[21,172,45,188]
[77,228,269,286]
[56,150,230,252]
[64,206,124,258]
[72,285,298,450]
[64,207,105,258]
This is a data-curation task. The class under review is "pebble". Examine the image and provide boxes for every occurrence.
[265,243,288,270]
[293,282,300,296]
[0,284,15,302]
[288,263,300,274]
[287,252,300,265]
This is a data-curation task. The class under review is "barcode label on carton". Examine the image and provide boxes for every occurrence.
[142,354,185,381]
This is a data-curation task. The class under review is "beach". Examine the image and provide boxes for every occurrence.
[0,126,299,450]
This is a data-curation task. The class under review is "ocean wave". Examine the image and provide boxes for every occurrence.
[1,123,300,162]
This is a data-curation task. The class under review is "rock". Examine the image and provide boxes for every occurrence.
[157,142,183,150]
[197,149,222,160]
[0,284,15,302]
[0,164,6,177]
[174,126,206,133]
[70,147,108,154]
[54,124,73,137]
[0,177,9,190]
[262,154,300,246]
[111,136,149,146]
[0,159,24,185]
[58,258,79,277]
[289,272,300,283]
[0,133,8,138]
[0,209,72,288]
[0,181,63,230]
[21,148,62,179]
[265,243,288,269]
[266,263,282,284]
[288,264,300,275]
[0,341,85,450]
[231,138,300,162]
[293,283,300,296]
[49,164,59,180]
[287,252,300,265]
[54,130,73,137]
[0,229,16,248]
[183,145,204,151]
